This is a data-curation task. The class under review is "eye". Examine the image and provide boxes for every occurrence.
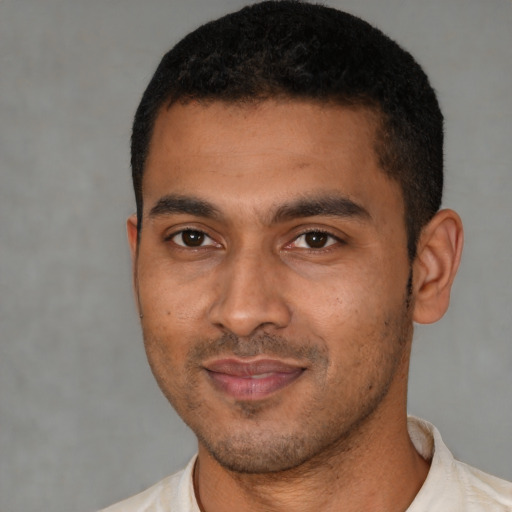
[291,231,339,249]
[170,229,217,248]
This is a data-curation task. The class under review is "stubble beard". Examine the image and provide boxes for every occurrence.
[142,275,414,476]
[143,318,412,475]
[199,338,409,476]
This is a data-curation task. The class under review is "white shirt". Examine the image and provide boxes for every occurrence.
[100,417,512,511]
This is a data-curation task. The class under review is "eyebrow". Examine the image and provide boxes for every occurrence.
[148,193,370,224]
[149,195,222,220]
[271,195,371,224]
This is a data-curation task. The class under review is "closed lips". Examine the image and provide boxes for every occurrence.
[203,358,305,377]
[203,358,306,399]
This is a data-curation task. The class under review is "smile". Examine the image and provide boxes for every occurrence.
[203,358,306,400]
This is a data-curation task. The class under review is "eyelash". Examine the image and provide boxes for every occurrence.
[165,227,344,251]
[286,229,344,251]
[165,228,219,248]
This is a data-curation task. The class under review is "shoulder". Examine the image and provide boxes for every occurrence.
[452,461,512,510]
[99,457,199,512]
[407,417,512,511]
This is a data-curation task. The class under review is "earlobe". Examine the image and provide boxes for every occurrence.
[412,209,464,324]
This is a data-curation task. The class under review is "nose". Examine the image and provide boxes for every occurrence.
[208,251,292,337]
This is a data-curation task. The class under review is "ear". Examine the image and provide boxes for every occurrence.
[126,215,141,313]
[412,209,464,324]
[126,214,139,265]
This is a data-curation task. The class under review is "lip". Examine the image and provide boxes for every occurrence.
[203,358,305,400]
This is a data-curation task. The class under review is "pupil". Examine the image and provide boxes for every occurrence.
[183,230,204,247]
[305,232,327,248]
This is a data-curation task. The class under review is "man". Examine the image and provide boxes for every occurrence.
[102,1,512,510]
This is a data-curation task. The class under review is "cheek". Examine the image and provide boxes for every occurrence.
[293,260,407,351]
[137,282,201,379]
[138,261,210,328]
[293,267,384,328]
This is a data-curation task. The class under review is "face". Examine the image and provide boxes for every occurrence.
[130,100,414,474]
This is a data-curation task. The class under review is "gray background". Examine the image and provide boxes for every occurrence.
[1,0,511,511]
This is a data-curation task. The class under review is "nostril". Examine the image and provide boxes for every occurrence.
[208,292,292,337]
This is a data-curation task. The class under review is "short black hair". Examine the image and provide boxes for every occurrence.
[131,0,443,259]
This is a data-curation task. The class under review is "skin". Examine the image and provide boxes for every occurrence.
[128,100,463,512]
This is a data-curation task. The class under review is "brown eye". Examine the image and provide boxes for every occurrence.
[304,232,329,248]
[291,231,338,249]
[172,230,211,247]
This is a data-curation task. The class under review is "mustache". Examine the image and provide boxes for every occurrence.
[187,332,328,367]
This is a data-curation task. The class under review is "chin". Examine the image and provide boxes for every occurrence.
[195,416,358,475]
[201,434,316,474]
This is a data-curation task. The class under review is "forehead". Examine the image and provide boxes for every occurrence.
[142,100,402,222]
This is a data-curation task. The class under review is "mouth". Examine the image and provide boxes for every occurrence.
[203,358,306,400]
